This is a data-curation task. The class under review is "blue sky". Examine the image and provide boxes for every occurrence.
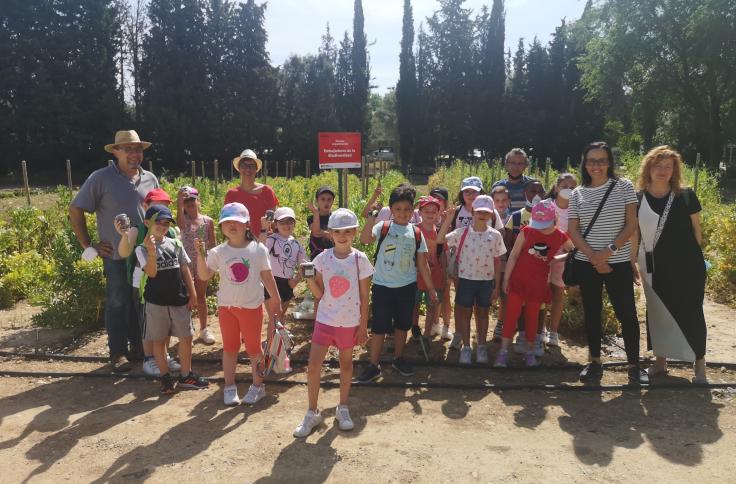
[263,0,588,93]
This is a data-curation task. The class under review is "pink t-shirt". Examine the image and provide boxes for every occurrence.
[313,249,375,327]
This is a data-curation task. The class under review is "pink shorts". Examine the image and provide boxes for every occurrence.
[548,255,566,287]
[312,322,358,350]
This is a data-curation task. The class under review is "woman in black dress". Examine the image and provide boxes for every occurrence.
[634,146,707,383]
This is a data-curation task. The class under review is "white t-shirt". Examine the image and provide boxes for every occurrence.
[376,206,422,224]
[445,225,506,280]
[313,249,375,327]
[206,241,272,308]
[265,233,307,279]
[569,178,638,264]
[454,205,505,231]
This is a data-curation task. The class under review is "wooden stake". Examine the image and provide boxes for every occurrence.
[191,160,196,185]
[230,159,234,180]
[21,160,31,206]
[148,159,153,173]
[201,160,206,179]
[694,153,701,193]
[306,159,311,178]
[66,159,72,190]
[544,157,551,189]
[213,159,219,198]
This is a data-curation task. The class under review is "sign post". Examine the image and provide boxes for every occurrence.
[319,132,361,208]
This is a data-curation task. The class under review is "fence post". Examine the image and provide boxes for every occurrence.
[66,159,72,190]
[694,153,701,194]
[306,159,311,178]
[191,160,196,185]
[21,160,31,206]
[213,159,219,198]
[201,160,206,179]
[148,159,153,174]
[262,160,267,184]
[544,157,551,189]
[230,158,234,179]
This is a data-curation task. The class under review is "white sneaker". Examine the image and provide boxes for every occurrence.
[441,325,453,340]
[541,330,550,344]
[335,405,354,431]
[430,324,443,337]
[167,356,182,372]
[547,331,560,347]
[450,332,463,349]
[514,332,527,354]
[534,339,545,357]
[142,359,160,377]
[223,384,241,406]
[243,384,266,405]
[459,345,472,365]
[476,345,489,364]
[294,409,323,437]
[200,327,216,345]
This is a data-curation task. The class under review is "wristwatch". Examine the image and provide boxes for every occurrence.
[607,243,619,254]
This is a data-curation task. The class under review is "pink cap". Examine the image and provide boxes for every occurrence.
[417,196,441,210]
[530,199,556,229]
[471,194,495,213]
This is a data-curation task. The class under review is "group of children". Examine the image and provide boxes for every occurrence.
[114,173,577,437]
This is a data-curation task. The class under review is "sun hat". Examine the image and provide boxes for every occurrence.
[417,196,441,210]
[274,207,296,221]
[315,186,336,199]
[232,149,262,172]
[327,208,360,230]
[429,187,449,201]
[471,194,495,213]
[218,202,250,225]
[144,188,171,205]
[104,130,152,153]
[529,199,556,230]
[461,176,483,192]
[145,204,175,223]
[180,186,199,200]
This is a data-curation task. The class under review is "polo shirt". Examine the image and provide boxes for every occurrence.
[71,163,159,260]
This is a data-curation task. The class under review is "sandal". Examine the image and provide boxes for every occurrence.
[646,364,668,378]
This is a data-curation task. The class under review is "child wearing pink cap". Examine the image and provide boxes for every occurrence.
[495,199,574,367]
[177,186,217,345]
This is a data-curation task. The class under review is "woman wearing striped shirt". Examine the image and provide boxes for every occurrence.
[568,142,648,385]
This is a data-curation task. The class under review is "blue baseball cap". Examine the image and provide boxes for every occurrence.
[145,204,175,223]
[461,176,483,192]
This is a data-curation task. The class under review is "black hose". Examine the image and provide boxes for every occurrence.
[3,350,735,371]
[0,369,733,392]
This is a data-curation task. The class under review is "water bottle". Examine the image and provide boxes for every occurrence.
[283,353,292,373]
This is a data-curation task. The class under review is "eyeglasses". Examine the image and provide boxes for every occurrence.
[585,158,609,166]
[119,146,144,154]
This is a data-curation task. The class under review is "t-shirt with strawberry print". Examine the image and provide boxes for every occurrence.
[205,241,271,308]
[312,248,375,328]
[445,225,506,281]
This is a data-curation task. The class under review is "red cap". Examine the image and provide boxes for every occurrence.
[417,196,441,210]
[144,188,171,204]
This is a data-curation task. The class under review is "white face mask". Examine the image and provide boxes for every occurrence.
[532,195,542,205]
[558,188,572,200]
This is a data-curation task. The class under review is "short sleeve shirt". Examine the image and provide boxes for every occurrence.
[135,237,190,306]
[265,233,307,279]
[371,222,428,288]
[224,185,279,235]
[71,163,159,260]
[313,249,375,327]
[445,225,506,280]
[492,175,535,211]
[569,178,638,264]
[206,242,272,308]
[454,205,505,231]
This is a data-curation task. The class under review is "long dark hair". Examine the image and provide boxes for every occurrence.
[581,141,617,186]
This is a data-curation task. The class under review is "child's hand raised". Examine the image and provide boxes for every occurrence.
[144,234,156,254]
[194,238,206,257]
[307,201,318,214]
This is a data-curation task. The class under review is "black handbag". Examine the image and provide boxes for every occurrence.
[563,180,617,286]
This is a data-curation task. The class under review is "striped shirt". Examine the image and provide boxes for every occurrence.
[568,178,637,264]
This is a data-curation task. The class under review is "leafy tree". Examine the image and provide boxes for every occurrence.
[396,0,417,171]
[474,0,505,158]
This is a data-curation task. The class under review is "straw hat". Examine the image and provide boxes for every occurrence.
[104,130,152,153]
[232,149,262,172]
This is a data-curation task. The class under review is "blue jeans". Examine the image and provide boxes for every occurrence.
[103,258,142,358]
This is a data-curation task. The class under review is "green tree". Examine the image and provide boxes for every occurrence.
[345,0,370,141]
[396,0,417,171]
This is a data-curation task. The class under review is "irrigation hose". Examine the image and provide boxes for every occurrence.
[4,350,736,371]
[0,369,734,392]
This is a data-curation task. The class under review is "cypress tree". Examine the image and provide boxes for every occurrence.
[396,0,417,171]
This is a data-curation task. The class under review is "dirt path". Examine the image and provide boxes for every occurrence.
[1,297,735,482]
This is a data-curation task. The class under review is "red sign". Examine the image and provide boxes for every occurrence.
[318,132,361,169]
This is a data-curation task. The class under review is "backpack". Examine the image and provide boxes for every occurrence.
[258,321,294,376]
[374,221,422,265]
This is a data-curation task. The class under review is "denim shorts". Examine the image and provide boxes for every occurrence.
[370,283,417,334]
[454,278,495,308]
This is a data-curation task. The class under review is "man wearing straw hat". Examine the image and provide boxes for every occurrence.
[69,130,160,372]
